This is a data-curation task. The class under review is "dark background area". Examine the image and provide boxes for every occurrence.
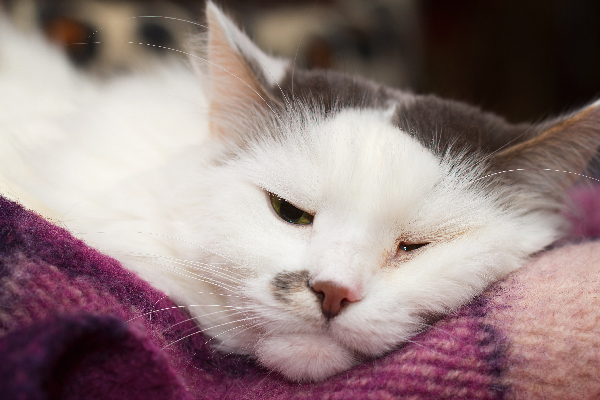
[420,0,600,122]
[4,0,600,123]
[226,0,600,123]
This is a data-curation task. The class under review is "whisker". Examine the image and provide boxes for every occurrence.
[194,13,294,111]
[485,123,541,160]
[475,167,600,183]
[161,316,262,349]
[108,247,249,279]
[130,231,244,268]
[209,320,278,360]
[68,15,285,123]
[125,253,246,284]
[76,15,209,51]
[169,257,249,279]
[205,320,257,349]
[127,303,238,323]
[124,256,240,293]
[149,294,172,321]
[159,301,263,334]
[127,15,207,28]
[161,307,243,334]
[147,45,284,123]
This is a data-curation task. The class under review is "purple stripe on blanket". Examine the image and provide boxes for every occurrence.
[0,314,187,400]
[2,185,600,399]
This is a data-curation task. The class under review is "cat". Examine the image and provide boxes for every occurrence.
[1,1,600,382]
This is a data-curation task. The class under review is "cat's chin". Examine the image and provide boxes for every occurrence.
[254,334,358,382]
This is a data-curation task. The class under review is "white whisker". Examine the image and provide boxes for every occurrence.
[69,14,286,123]
[131,231,244,267]
[126,253,246,284]
[161,307,244,334]
[161,316,262,350]
[476,167,600,183]
[127,304,238,323]
[129,41,284,123]
[125,256,240,293]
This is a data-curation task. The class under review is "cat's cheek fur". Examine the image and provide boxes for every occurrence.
[254,334,357,382]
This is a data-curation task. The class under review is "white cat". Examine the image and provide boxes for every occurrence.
[1,2,599,382]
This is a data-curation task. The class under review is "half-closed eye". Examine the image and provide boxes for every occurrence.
[396,241,429,254]
[269,193,314,225]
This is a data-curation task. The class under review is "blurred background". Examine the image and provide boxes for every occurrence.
[2,0,599,124]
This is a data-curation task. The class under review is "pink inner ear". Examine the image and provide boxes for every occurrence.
[206,5,267,138]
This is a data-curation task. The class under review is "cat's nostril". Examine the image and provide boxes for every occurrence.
[310,281,360,319]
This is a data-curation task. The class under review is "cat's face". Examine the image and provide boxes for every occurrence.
[191,107,555,381]
[165,3,600,381]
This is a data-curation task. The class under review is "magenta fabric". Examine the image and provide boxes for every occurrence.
[1,185,599,399]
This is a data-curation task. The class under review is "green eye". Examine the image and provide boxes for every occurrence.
[269,193,314,225]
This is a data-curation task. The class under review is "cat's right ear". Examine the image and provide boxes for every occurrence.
[491,100,600,200]
[197,2,291,138]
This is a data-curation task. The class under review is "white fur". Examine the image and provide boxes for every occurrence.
[0,9,563,382]
[177,108,560,380]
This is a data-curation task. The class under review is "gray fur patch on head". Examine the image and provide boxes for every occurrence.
[271,270,310,304]
[274,68,406,114]
[268,69,533,162]
[392,95,532,158]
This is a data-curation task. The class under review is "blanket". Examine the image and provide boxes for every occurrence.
[1,187,599,400]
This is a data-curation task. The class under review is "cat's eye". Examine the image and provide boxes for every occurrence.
[397,242,429,254]
[269,193,314,225]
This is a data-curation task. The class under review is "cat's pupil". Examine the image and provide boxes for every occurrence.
[269,193,314,225]
[280,201,304,222]
[398,242,428,253]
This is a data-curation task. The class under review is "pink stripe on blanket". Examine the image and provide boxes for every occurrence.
[484,242,600,399]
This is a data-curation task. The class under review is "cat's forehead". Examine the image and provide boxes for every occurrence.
[273,68,527,158]
[238,105,483,227]
[305,109,444,215]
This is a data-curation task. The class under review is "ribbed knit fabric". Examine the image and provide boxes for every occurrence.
[1,185,600,399]
[484,242,600,399]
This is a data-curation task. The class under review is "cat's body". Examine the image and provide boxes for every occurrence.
[1,3,600,382]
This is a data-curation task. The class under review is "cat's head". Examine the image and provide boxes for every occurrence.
[174,2,600,381]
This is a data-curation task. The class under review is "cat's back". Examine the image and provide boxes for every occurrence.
[0,18,209,217]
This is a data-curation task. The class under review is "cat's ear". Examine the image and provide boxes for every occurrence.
[491,100,600,196]
[201,2,290,138]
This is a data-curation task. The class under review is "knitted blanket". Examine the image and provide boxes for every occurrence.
[1,187,599,400]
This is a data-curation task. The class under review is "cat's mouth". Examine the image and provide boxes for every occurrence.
[239,271,397,381]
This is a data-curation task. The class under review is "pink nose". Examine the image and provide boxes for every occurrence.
[310,281,360,319]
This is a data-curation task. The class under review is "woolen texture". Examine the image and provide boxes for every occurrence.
[1,185,599,399]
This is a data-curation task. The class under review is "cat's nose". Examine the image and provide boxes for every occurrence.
[310,281,361,319]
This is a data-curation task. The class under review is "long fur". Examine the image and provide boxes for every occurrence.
[1,3,599,382]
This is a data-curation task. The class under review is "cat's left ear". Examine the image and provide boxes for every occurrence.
[492,100,600,196]
[199,2,290,138]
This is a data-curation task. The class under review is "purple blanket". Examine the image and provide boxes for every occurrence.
[1,187,600,399]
